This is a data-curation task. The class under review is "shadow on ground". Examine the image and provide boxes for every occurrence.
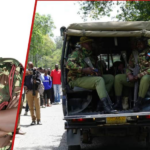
[15,131,148,150]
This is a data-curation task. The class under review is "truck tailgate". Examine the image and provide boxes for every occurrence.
[64,111,150,120]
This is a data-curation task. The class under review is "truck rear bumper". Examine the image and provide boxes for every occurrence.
[65,122,150,129]
[64,111,150,120]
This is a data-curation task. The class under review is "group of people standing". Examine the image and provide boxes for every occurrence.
[39,64,61,107]
[24,62,61,125]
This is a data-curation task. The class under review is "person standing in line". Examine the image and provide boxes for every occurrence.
[22,74,29,116]
[16,87,26,135]
[24,62,42,125]
[48,68,54,104]
[38,67,45,107]
[43,69,52,106]
[51,64,61,104]
[24,101,29,115]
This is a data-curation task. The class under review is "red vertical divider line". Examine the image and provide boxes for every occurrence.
[11,0,38,149]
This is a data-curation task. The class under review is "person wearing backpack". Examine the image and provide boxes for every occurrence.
[0,58,23,149]
[43,69,52,107]
[24,62,42,125]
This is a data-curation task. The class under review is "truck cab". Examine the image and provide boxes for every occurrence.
[60,21,150,150]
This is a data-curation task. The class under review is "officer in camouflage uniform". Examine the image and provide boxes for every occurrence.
[0,58,23,150]
[66,37,117,114]
[114,38,150,112]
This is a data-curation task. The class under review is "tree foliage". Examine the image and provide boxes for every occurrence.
[78,1,150,21]
[55,36,63,49]
[29,13,56,66]
[29,13,63,70]
[117,1,150,21]
[78,1,114,21]
[48,36,63,70]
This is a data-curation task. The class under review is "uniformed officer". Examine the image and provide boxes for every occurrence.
[66,37,117,114]
[0,58,23,149]
[114,38,150,112]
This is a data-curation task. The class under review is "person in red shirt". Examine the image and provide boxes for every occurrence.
[50,64,61,104]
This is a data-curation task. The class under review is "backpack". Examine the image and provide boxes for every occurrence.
[30,70,45,95]
[0,57,23,149]
[37,81,44,95]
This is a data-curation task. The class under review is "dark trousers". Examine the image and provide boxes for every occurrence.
[40,95,43,106]
[50,87,54,103]
[22,93,25,102]
[25,102,29,112]
[40,94,47,105]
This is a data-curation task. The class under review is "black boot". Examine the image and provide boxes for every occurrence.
[114,96,123,110]
[133,97,143,112]
[96,101,101,112]
[96,101,103,112]
[101,98,118,114]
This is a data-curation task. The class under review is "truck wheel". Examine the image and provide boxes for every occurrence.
[68,145,81,150]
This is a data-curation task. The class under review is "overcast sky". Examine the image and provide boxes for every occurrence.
[36,1,117,40]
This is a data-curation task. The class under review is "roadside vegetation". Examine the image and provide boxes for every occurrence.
[29,1,150,69]
[29,13,62,69]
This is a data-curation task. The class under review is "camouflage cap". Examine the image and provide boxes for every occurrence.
[78,36,93,44]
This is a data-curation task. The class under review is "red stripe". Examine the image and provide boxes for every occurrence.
[9,65,16,100]
[11,0,38,150]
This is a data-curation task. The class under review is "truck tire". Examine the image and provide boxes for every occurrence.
[68,145,81,150]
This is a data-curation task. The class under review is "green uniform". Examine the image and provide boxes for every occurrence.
[0,58,23,150]
[66,48,114,99]
[115,48,150,98]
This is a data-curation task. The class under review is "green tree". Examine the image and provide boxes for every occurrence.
[54,36,63,49]
[36,35,56,68]
[28,13,63,70]
[29,13,55,66]
[78,1,150,21]
[78,1,115,21]
[117,1,150,21]
[49,49,62,70]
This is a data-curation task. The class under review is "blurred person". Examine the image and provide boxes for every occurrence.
[51,64,61,104]
[24,102,29,115]
[48,68,54,104]
[22,86,29,116]
[24,62,42,125]
[38,67,45,107]
[16,88,26,135]
[43,69,52,106]
[48,68,51,75]
[0,58,23,149]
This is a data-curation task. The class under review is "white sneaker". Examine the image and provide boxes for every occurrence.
[24,112,28,115]
[42,105,46,108]
[52,102,57,105]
